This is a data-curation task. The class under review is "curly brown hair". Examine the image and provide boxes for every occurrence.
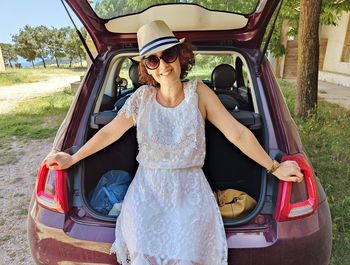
[138,42,195,87]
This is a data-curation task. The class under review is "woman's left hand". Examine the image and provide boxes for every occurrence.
[273,160,304,183]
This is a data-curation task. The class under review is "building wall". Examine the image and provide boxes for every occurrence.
[0,46,5,72]
[320,12,350,76]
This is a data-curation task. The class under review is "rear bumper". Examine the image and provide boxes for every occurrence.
[228,199,332,265]
[28,199,332,265]
[28,199,117,264]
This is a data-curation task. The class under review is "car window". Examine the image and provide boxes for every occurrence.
[189,54,251,88]
[189,54,235,81]
[118,58,132,88]
[90,0,260,19]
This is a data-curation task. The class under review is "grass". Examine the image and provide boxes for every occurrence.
[279,79,350,265]
[15,208,28,217]
[0,66,86,86]
[0,235,11,243]
[0,71,48,86]
[0,88,74,165]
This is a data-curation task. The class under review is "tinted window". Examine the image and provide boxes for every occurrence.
[90,0,259,19]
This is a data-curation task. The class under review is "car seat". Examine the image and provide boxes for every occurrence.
[115,61,142,110]
[128,60,142,88]
[211,64,240,110]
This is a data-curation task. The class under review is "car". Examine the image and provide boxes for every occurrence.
[27,0,332,264]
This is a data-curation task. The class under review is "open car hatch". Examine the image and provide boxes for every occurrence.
[63,0,281,55]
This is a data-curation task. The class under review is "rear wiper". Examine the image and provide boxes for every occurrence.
[60,0,95,65]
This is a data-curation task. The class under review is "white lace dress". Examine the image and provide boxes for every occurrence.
[110,80,228,265]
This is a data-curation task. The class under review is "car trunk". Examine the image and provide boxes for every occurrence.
[80,122,265,218]
[61,0,281,217]
[76,53,268,225]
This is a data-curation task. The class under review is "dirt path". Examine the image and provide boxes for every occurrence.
[0,138,53,265]
[318,81,350,109]
[0,75,80,265]
[0,74,80,114]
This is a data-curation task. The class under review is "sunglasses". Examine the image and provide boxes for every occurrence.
[144,46,179,70]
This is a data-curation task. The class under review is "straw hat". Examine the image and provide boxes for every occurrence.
[133,20,185,61]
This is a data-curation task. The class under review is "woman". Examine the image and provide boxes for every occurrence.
[46,20,303,265]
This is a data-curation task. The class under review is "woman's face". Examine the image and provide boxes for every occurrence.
[144,46,181,86]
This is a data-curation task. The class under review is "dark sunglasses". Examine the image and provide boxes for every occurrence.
[144,46,179,70]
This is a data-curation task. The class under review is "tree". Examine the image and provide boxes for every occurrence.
[95,0,134,18]
[12,25,37,68]
[268,0,350,118]
[269,0,350,57]
[12,25,52,68]
[64,27,86,67]
[295,0,322,118]
[32,26,50,68]
[0,43,17,67]
[48,27,69,67]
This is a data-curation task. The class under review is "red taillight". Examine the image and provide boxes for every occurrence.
[36,161,69,213]
[274,153,318,222]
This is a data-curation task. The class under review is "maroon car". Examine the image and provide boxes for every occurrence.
[28,0,332,264]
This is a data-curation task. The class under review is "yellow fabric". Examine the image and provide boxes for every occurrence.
[215,189,256,219]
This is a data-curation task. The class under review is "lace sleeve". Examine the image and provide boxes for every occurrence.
[118,86,147,126]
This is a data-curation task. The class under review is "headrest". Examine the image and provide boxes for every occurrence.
[129,61,141,88]
[211,64,236,90]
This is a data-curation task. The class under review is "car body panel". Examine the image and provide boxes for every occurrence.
[28,200,331,264]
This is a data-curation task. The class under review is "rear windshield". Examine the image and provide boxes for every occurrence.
[90,0,260,20]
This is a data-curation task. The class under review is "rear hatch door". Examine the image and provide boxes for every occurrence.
[64,0,281,54]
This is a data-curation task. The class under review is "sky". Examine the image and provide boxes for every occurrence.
[0,0,82,44]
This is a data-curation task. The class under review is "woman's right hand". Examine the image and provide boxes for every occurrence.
[45,151,76,170]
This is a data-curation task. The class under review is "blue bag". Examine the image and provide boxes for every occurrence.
[89,170,132,215]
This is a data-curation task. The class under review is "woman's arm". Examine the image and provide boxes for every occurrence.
[197,82,303,183]
[45,113,134,170]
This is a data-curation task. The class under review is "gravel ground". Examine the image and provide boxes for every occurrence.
[0,74,80,114]
[0,74,80,265]
[0,138,53,265]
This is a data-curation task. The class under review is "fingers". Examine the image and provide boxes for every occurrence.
[286,176,300,183]
[285,175,303,183]
[44,152,71,170]
[275,160,304,183]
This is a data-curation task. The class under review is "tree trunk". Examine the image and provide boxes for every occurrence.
[9,61,13,68]
[55,57,60,68]
[79,56,83,67]
[31,61,35,68]
[295,0,322,119]
[69,58,73,68]
[40,56,46,68]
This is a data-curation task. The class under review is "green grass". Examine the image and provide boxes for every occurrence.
[0,235,11,243]
[279,79,350,265]
[0,88,74,165]
[0,67,86,86]
[0,71,48,86]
